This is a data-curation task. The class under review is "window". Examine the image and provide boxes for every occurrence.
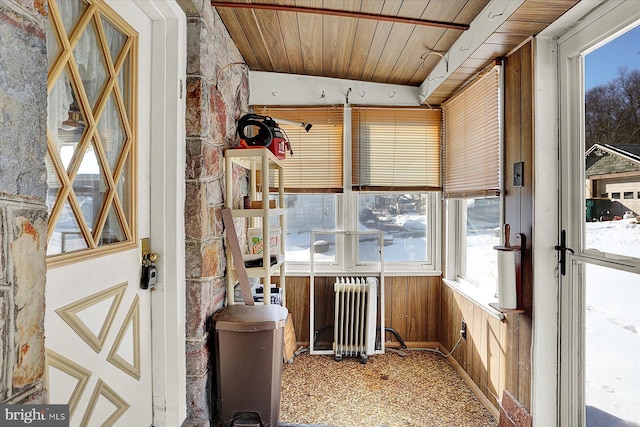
[624,192,633,199]
[46,0,137,260]
[443,197,502,305]
[457,197,501,288]
[352,108,441,191]
[280,194,337,263]
[262,106,441,274]
[253,106,344,192]
[560,12,640,425]
[443,65,503,303]
[443,65,501,198]
[358,193,434,263]
[283,192,439,273]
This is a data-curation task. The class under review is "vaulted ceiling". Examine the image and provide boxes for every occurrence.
[212,0,580,105]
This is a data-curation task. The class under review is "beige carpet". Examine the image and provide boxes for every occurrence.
[280,350,497,427]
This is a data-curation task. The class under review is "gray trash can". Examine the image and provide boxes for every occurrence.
[213,304,288,427]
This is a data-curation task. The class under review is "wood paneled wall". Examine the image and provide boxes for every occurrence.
[441,40,535,413]
[283,275,441,346]
[384,276,441,345]
[440,284,507,410]
[503,39,534,411]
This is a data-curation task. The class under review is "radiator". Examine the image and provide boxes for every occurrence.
[333,277,377,362]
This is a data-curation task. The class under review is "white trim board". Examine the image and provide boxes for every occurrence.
[249,71,422,106]
[418,0,525,103]
[105,1,188,426]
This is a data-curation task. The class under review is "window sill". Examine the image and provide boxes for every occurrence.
[442,278,505,320]
[285,262,441,276]
[487,302,525,314]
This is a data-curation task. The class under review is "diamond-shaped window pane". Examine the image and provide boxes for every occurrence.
[48,70,87,160]
[98,93,125,173]
[102,16,126,65]
[74,142,106,232]
[46,0,136,257]
[99,205,125,247]
[48,199,89,256]
[57,0,88,37]
[74,19,107,110]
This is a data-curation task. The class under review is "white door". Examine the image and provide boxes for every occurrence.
[558,2,640,426]
[44,1,185,426]
[46,254,151,426]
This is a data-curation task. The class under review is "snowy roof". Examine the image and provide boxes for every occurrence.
[586,143,640,166]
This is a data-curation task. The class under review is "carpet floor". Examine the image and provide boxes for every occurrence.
[279,350,498,427]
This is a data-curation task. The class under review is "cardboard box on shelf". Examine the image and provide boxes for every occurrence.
[248,227,281,255]
[249,200,276,209]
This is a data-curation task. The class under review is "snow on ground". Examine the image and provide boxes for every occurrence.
[584,219,640,426]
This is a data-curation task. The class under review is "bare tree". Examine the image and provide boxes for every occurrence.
[617,68,640,142]
[585,67,640,149]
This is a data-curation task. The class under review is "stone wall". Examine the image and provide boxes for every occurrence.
[178,1,249,425]
[0,0,48,405]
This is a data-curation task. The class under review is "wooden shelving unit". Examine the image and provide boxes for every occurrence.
[224,147,285,306]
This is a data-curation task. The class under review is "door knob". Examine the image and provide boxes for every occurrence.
[145,251,159,264]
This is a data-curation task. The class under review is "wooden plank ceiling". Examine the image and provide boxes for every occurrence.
[212,0,580,105]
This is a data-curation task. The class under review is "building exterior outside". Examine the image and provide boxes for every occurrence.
[586,143,640,219]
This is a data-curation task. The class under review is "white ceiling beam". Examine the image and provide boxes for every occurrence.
[250,71,422,106]
[419,0,525,103]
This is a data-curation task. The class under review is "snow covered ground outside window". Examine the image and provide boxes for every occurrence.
[584,219,639,426]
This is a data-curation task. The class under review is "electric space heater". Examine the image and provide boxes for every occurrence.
[333,276,377,363]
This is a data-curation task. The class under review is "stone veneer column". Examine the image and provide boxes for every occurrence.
[178,1,249,425]
[0,0,48,405]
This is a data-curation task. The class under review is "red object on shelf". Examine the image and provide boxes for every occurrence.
[269,136,287,159]
[238,137,288,159]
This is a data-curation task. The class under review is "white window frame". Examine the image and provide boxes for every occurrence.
[442,64,505,311]
[353,190,441,274]
[443,196,504,311]
[284,191,441,275]
[284,103,441,275]
[555,3,640,426]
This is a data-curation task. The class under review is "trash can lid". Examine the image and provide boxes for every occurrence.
[213,305,288,332]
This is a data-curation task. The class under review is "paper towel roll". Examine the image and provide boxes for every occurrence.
[497,250,517,309]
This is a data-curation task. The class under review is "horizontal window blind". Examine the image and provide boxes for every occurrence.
[253,106,343,192]
[352,107,441,191]
[443,65,501,199]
